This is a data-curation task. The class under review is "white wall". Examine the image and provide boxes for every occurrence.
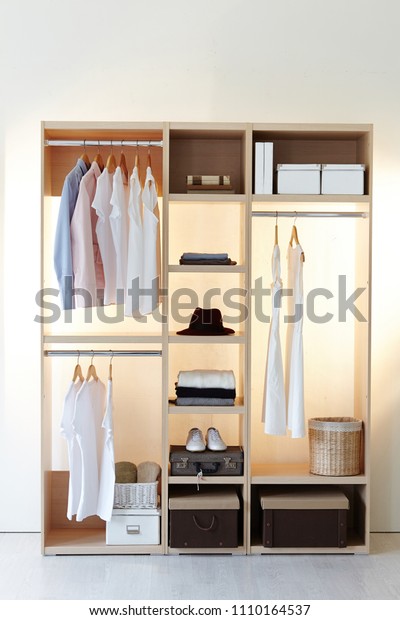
[0,0,399,531]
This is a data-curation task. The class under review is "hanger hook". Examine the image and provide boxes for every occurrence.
[76,350,80,365]
[109,350,114,364]
[83,140,86,153]
[91,350,95,365]
[276,210,278,225]
[121,139,124,153]
[97,140,100,154]
[294,211,298,226]
[110,139,113,153]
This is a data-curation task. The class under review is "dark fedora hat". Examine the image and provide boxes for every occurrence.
[176,307,235,336]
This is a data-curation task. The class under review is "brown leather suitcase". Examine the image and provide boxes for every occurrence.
[169,445,244,476]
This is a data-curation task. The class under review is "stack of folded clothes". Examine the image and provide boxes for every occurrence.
[179,252,237,266]
[174,369,236,406]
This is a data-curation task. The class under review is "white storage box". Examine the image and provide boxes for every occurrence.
[106,508,161,545]
[277,163,321,194]
[255,142,273,194]
[321,164,365,195]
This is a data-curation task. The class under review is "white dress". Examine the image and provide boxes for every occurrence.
[262,243,286,435]
[125,166,143,317]
[92,169,117,305]
[73,378,106,521]
[97,379,115,522]
[60,380,83,520]
[285,243,305,438]
[140,166,160,316]
[110,167,129,305]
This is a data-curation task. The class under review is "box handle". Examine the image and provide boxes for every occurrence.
[192,515,216,531]
[126,525,141,535]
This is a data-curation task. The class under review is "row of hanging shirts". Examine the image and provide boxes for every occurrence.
[54,142,160,316]
[262,216,306,438]
[60,353,115,522]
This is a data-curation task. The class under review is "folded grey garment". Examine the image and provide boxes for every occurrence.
[175,397,235,406]
[179,259,237,265]
[181,252,228,261]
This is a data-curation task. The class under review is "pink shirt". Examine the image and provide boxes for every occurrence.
[71,162,105,307]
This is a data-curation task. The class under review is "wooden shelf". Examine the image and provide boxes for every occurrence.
[168,398,245,415]
[168,475,245,485]
[168,264,246,273]
[44,528,163,555]
[251,463,367,485]
[169,193,246,203]
[168,333,245,344]
[43,334,163,344]
[252,194,370,203]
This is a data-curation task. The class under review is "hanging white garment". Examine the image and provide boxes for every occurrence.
[92,168,117,305]
[60,380,83,520]
[110,167,129,305]
[97,379,115,522]
[73,378,106,521]
[140,166,160,316]
[285,243,305,438]
[125,166,143,317]
[262,243,286,435]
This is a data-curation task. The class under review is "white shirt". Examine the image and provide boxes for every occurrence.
[92,168,117,305]
[140,166,160,316]
[60,380,83,520]
[110,166,129,305]
[97,379,115,521]
[73,378,106,521]
[125,166,143,317]
[262,243,286,435]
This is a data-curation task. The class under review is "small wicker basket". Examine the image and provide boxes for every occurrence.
[113,481,159,509]
[308,417,362,476]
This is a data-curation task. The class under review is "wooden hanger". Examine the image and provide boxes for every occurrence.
[119,142,129,181]
[80,140,90,168]
[72,352,84,383]
[108,352,114,381]
[106,141,116,173]
[289,214,305,262]
[94,141,104,171]
[86,352,99,382]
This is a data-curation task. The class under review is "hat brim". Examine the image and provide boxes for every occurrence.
[176,327,235,336]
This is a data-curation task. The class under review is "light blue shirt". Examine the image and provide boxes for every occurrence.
[54,158,89,310]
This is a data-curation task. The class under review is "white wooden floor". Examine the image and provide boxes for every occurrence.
[0,533,399,600]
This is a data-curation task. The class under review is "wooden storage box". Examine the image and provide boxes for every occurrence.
[169,488,240,548]
[260,488,349,548]
[106,508,161,545]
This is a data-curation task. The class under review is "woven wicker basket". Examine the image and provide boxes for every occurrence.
[308,417,362,476]
[113,481,158,509]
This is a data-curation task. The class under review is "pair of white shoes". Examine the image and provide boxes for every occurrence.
[186,427,227,452]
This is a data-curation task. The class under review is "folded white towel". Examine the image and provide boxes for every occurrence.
[177,369,236,390]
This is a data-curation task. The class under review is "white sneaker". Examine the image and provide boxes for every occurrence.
[206,427,227,451]
[185,427,206,452]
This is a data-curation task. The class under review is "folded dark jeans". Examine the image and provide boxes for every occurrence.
[175,386,236,398]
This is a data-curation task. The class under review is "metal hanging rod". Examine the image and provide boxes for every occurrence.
[252,211,368,218]
[44,350,162,357]
[44,140,163,148]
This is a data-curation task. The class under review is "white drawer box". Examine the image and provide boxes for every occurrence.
[277,164,321,194]
[321,164,365,195]
[106,508,161,545]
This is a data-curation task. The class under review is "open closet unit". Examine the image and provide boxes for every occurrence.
[41,121,372,555]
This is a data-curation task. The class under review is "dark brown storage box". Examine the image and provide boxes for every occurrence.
[260,488,349,548]
[169,488,240,548]
[170,445,244,476]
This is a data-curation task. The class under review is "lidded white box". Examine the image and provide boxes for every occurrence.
[277,163,321,195]
[106,508,161,545]
[255,142,273,194]
[321,164,365,195]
